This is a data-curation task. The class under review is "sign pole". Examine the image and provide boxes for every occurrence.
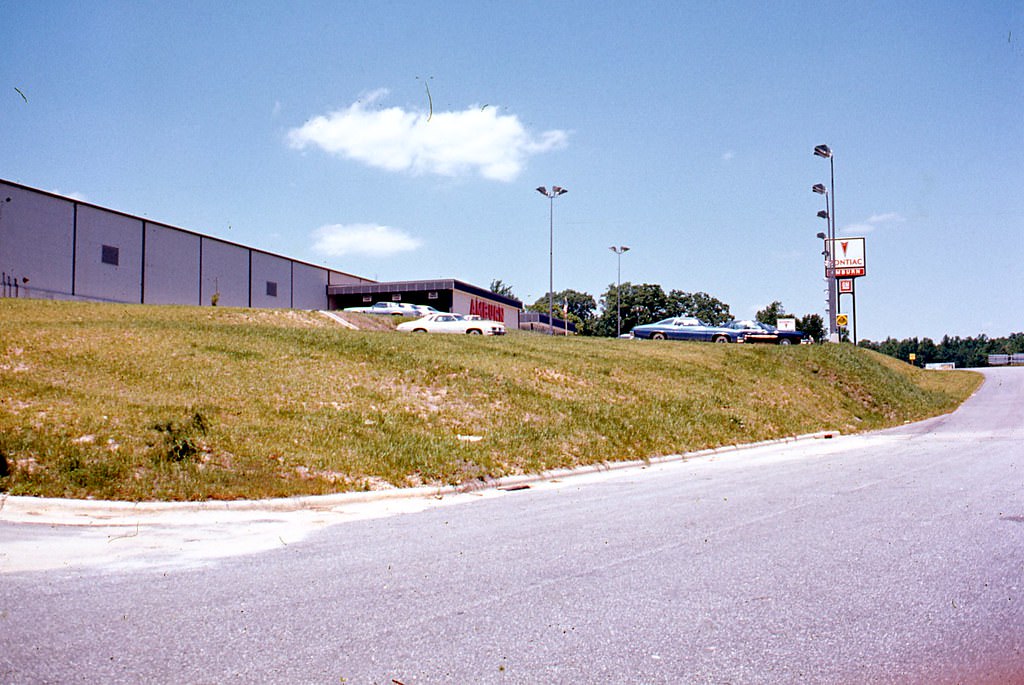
[851,279,857,345]
[831,239,866,345]
[836,275,843,342]
[838,278,858,345]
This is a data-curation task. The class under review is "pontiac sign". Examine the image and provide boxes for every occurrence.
[827,237,866,278]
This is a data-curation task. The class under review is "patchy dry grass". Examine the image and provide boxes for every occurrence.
[0,300,980,501]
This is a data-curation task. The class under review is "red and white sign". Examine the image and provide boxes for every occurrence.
[839,278,854,294]
[827,237,866,278]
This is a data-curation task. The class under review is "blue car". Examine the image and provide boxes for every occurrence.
[721,320,805,345]
[630,317,739,343]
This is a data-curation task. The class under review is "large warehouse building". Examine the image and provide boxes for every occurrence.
[0,179,523,325]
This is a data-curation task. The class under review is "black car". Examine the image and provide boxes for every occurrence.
[721,320,804,345]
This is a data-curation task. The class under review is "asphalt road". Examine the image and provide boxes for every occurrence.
[2,368,1022,684]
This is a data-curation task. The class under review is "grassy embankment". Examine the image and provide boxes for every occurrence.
[0,300,980,501]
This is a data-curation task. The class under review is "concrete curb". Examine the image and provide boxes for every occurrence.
[0,431,841,524]
[318,310,359,329]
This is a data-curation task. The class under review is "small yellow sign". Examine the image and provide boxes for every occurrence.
[836,314,849,327]
[909,353,917,362]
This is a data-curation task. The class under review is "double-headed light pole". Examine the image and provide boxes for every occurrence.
[813,144,837,341]
[536,185,568,335]
[609,246,630,338]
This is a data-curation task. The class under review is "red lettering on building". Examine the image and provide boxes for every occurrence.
[470,299,504,322]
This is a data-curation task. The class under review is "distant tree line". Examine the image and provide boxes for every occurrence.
[490,279,1020,366]
[858,333,1024,368]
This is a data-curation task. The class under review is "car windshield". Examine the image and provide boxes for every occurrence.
[728,320,768,330]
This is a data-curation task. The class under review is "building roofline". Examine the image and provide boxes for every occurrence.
[327,278,522,308]
[0,177,372,283]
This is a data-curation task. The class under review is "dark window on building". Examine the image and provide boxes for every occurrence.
[101,245,119,266]
[266,281,277,297]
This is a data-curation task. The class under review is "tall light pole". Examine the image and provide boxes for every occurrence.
[813,182,833,340]
[536,185,568,335]
[814,144,837,341]
[609,246,630,337]
[815,229,830,340]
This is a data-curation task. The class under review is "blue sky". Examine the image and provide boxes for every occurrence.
[3,1,1021,341]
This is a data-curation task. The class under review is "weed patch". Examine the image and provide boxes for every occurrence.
[152,412,210,463]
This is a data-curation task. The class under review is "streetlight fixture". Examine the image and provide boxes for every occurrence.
[815,200,835,340]
[813,145,837,341]
[609,245,630,338]
[536,185,568,335]
[815,226,830,337]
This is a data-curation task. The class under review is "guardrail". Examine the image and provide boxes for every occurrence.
[988,353,1024,366]
[519,311,576,334]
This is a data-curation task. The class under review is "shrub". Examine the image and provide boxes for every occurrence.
[152,412,209,462]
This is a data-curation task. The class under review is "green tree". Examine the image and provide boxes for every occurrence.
[669,290,732,325]
[860,334,1008,367]
[593,282,673,337]
[917,337,939,364]
[489,279,517,299]
[528,289,598,334]
[756,301,786,326]
[797,313,826,343]
[591,284,734,337]
[754,302,826,342]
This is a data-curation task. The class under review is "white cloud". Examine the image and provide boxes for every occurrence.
[841,212,905,235]
[842,223,876,235]
[50,189,88,202]
[721,151,735,162]
[312,223,422,258]
[288,89,568,181]
[866,212,904,224]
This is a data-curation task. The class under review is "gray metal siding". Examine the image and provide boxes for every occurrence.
[329,270,371,286]
[1,179,373,310]
[74,204,143,303]
[200,238,250,307]
[250,251,292,308]
[0,181,75,299]
[292,262,329,309]
[144,223,200,305]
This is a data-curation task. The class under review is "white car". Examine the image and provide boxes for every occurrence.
[396,313,506,335]
[343,302,439,316]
